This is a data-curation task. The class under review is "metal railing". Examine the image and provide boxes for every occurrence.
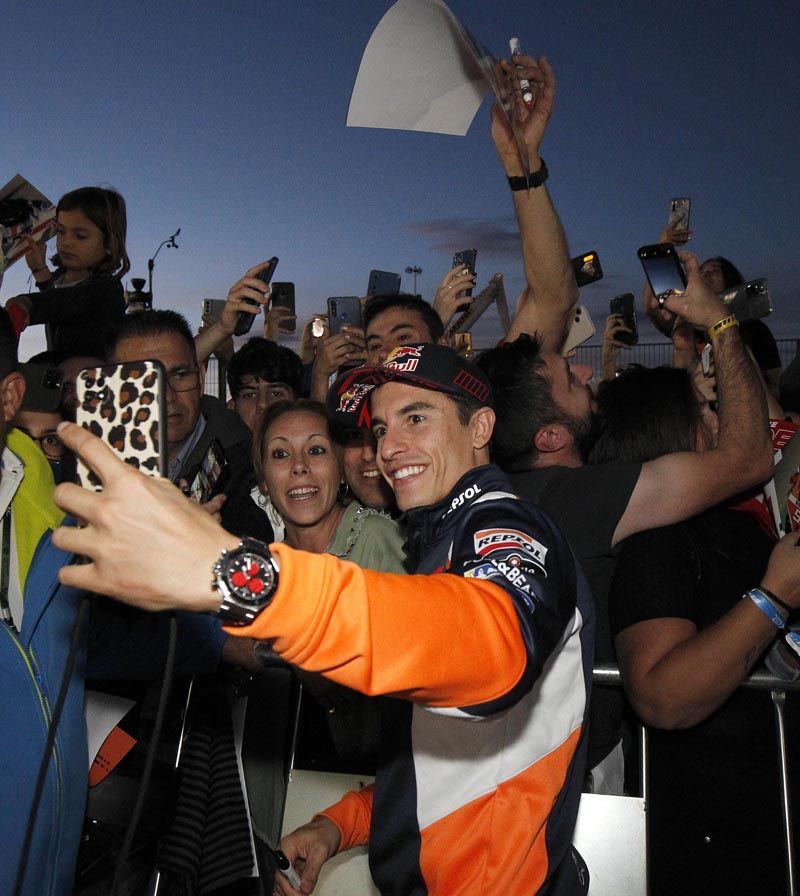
[593,663,799,896]
[570,337,800,374]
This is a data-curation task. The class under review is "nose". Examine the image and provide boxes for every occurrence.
[572,363,593,385]
[291,455,309,474]
[378,426,404,466]
[376,348,389,365]
[360,432,377,463]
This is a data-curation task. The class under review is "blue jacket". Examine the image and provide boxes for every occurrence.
[1,528,226,896]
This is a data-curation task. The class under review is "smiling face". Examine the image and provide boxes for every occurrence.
[370,381,492,512]
[55,208,107,275]
[261,409,345,543]
[342,427,394,510]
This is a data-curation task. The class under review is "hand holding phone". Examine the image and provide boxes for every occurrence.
[650,250,728,330]
[666,198,692,243]
[75,361,167,489]
[452,250,477,312]
[572,251,603,287]
[327,296,362,336]
[228,258,279,337]
[608,293,638,346]
[637,243,686,305]
[266,282,296,334]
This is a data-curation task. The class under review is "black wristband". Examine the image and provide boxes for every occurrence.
[762,587,794,616]
[508,158,548,191]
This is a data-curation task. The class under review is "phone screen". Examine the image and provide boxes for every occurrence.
[189,439,229,503]
[638,245,686,300]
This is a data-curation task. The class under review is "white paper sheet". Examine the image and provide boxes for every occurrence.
[347,0,491,136]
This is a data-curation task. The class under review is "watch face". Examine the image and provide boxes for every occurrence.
[226,550,274,606]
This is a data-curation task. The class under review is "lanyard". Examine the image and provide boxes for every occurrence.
[0,506,12,625]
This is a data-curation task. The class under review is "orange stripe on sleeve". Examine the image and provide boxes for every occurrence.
[225,544,528,708]
[316,783,374,852]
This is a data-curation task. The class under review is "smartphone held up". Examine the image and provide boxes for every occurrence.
[75,361,168,489]
[638,243,687,305]
[235,257,279,336]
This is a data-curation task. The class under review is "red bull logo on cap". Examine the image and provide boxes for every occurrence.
[338,381,374,414]
[385,344,422,373]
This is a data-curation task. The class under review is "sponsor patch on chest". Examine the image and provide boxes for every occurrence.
[473,528,548,567]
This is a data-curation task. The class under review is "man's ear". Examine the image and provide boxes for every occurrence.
[533,423,571,455]
[226,397,235,411]
[197,360,207,394]
[1,372,25,423]
[438,331,451,347]
[470,407,495,452]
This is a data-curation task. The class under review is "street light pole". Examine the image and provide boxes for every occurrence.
[147,227,181,303]
[404,265,422,294]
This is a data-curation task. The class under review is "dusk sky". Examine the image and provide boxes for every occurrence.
[3,0,799,360]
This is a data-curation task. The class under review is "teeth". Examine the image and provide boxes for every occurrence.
[362,470,380,478]
[288,487,318,497]
[393,465,424,481]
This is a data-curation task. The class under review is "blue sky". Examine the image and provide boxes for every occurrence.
[3,0,799,358]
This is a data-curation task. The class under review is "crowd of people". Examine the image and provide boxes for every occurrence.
[1,50,798,896]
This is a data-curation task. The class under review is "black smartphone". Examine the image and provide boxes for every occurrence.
[19,363,63,412]
[235,256,279,336]
[638,243,687,305]
[452,249,477,311]
[327,296,362,336]
[572,251,603,287]
[367,270,401,296]
[75,361,168,489]
[270,282,296,333]
[609,293,639,346]
[188,438,230,504]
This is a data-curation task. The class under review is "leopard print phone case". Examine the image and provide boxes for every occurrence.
[75,360,167,490]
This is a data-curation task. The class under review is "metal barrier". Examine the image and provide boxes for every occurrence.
[593,663,799,896]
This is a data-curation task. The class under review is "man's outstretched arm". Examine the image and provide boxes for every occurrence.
[613,252,773,545]
[495,55,577,349]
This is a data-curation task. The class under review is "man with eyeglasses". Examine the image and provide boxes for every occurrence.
[109,309,272,544]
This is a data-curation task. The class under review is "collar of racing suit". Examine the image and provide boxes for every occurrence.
[403,464,514,567]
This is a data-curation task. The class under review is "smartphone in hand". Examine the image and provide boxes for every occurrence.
[235,257,279,336]
[327,296,362,336]
[572,251,603,287]
[75,361,167,489]
[270,282,296,333]
[638,243,687,305]
[562,306,596,355]
[188,438,230,504]
[667,197,691,235]
[452,249,477,311]
[609,293,639,346]
[367,270,401,296]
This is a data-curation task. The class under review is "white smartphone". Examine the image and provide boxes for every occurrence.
[561,306,596,355]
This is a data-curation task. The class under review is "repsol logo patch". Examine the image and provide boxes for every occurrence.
[473,528,548,567]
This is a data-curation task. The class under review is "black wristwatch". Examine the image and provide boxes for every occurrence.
[214,538,280,625]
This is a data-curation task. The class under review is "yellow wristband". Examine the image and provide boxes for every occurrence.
[708,315,738,340]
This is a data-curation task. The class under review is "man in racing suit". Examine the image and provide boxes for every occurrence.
[51,343,595,896]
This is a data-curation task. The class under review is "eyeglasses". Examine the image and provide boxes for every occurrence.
[166,367,200,392]
[17,428,65,459]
